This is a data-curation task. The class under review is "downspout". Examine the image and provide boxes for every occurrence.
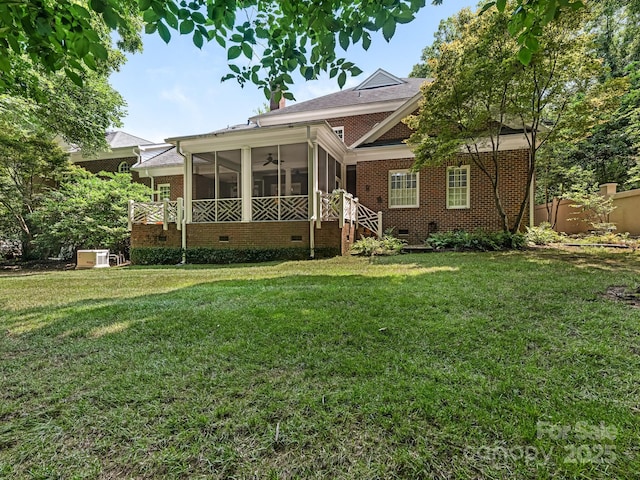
[134,146,154,201]
[176,141,187,264]
[307,126,315,258]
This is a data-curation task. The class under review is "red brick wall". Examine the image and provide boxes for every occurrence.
[377,119,414,143]
[326,109,417,146]
[153,175,184,201]
[131,221,346,253]
[326,112,391,146]
[131,224,181,248]
[73,157,151,188]
[356,149,530,244]
[74,157,185,197]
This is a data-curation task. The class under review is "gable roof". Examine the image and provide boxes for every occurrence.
[133,146,184,169]
[355,68,405,90]
[106,131,154,149]
[251,70,426,124]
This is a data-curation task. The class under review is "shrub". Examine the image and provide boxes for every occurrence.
[576,231,637,248]
[351,236,383,256]
[187,247,313,264]
[131,246,340,265]
[351,232,405,256]
[425,230,526,251]
[525,222,565,245]
[565,189,616,232]
[130,247,184,265]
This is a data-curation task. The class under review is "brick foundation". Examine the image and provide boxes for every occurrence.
[131,220,350,255]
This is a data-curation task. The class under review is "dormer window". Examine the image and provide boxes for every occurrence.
[332,126,344,142]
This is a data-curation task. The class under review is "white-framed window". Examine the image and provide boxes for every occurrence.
[332,126,344,142]
[157,184,171,201]
[117,161,130,173]
[447,165,470,209]
[389,170,419,208]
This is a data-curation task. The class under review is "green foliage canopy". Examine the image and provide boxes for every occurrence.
[31,167,152,257]
[1,0,587,99]
[406,6,619,232]
[0,130,69,257]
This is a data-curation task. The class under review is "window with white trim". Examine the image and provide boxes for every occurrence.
[157,184,171,201]
[447,165,470,209]
[117,161,130,173]
[389,170,419,208]
[332,126,344,142]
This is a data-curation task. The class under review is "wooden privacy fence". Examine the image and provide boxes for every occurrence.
[535,184,640,235]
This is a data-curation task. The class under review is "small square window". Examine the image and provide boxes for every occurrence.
[157,184,171,201]
[332,126,344,142]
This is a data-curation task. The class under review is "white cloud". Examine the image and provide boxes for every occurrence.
[145,66,175,76]
[160,85,198,113]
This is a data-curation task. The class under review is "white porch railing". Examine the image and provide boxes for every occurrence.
[128,191,381,236]
[192,199,242,222]
[252,195,308,221]
[318,190,382,238]
[320,192,341,221]
[128,200,182,231]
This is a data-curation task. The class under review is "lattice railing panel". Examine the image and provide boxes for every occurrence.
[192,200,217,223]
[217,199,242,222]
[320,192,340,221]
[132,202,164,224]
[165,201,178,222]
[357,202,380,236]
[280,196,308,221]
[252,197,280,221]
[192,199,241,223]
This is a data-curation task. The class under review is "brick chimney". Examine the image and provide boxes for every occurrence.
[269,91,286,111]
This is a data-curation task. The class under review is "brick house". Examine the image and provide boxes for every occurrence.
[85,69,532,256]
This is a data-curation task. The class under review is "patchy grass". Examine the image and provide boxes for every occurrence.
[0,251,639,479]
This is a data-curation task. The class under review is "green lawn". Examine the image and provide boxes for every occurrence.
[1,251,639,479]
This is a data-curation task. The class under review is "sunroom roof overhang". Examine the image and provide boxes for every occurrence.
[166,121,347,159]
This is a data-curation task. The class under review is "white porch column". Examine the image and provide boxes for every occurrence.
[309,142,318,220]
[241,146,252,222]
[184,152,193,223]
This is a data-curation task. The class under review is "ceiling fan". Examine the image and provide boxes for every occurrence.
[263,153,283,166]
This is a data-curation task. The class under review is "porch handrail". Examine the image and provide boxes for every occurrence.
[356,202,383,239]
[317,190,382,238]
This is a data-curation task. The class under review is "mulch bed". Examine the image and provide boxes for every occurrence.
[0,259,75,273]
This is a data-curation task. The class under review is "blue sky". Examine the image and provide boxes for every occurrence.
[110,1,478,143]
